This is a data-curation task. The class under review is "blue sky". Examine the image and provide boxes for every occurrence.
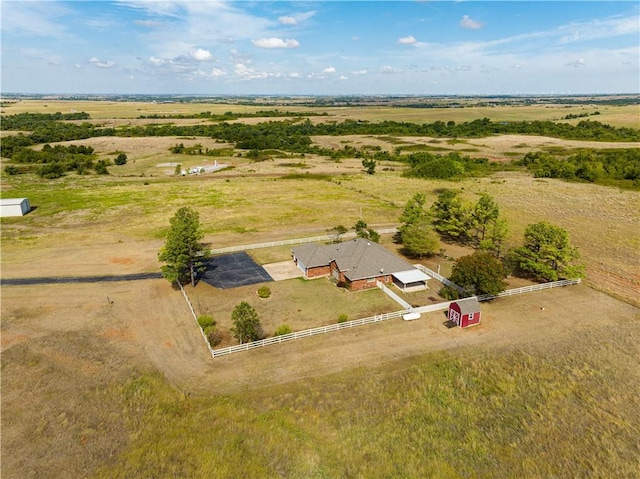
[1,1,638,95]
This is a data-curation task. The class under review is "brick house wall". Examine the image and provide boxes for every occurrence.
[306,265,331,278]
[348,274,392,291]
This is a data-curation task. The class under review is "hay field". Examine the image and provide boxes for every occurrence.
[2,99,639,127]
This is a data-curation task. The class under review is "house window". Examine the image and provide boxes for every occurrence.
[468,313,474,320]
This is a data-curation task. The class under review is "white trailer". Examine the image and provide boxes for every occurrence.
[0,198,30,217]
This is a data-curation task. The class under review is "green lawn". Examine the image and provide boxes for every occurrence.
[188,276,401,345]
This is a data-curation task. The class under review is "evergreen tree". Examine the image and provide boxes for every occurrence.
[354,220,380,243]
[401,219,440,258]
[471,194,500,242]
[430,190,473,242]
[511,221,584,281]
[398,193,429,235]
[158,207,209,286]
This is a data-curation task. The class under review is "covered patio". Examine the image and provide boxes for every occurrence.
[391,269,430,292]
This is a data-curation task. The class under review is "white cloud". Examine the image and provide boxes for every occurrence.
[339,75,348,80]
[460,15,483,30]
[279,11,316,25]
[398,35,417,45]
[322,66,336,74]
[190,48,213,61]
[566,58,586,68]
[1,1,72,39]
[134,19,161,28]
[380,65,402,74]
[252,38,300,49]
[279,16,297,25]
[352,69,368,75]
[90,57,116,68]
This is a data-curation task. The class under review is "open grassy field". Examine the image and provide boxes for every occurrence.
[2,98,639,127]
[2,99,639,477]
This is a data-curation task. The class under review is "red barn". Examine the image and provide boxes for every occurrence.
[448,298,481,328]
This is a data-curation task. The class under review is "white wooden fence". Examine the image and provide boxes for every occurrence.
[475,278,581,302]
[376,281,413,310]
[208,310,404,358]
[200,278,582,358]
[414,264,465,293]
[210,228,398,255]
[179,283,216,357]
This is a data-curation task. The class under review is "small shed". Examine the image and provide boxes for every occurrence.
[0,198,30,217]
[448,298,481,328]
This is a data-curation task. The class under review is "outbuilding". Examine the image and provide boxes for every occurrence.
[0,198,31,217]
[448,298,481,328]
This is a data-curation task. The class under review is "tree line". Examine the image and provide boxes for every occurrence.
[396,191,584,298]
[3,113,638,162]
[138,109,329,120]
[520,149,640,186]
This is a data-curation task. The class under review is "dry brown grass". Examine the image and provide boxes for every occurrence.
[3,99,639,127]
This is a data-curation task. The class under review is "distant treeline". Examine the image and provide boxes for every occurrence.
[5,143,109,178]
[521,149,640,185]
[138,110,329,120]
[1,111,90,130]
[2,113,639,160]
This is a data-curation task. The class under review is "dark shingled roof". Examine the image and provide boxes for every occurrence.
[293,238,417,281]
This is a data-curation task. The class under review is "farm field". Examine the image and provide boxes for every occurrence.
[1,99,639,477]
[2,99,639,127]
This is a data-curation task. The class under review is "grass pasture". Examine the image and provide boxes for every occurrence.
[2,99,639,127]
[2,99,639,478]
[189,276,400,346]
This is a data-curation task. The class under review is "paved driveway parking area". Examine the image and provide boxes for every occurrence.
[262,261,304,281]
[201,252,272,289]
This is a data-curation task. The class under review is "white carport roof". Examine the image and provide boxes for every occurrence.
[392,269,430,284]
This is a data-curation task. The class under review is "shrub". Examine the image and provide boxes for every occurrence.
[273,324,292,336]
[338,313,348,323]
[204,326,222,347]
[115,153,127,165]
[95,159,110,175]
[197,314,216,329]
[4,165,20,175]
[257,285,271,298]
[37,163,64,179]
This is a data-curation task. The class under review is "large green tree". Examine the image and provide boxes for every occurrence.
[158,207,209,287]
[430,190,473,242]
[401,219,440,258]
[511,221,584,281]
[447,251,507,297]
[398,193,429,236]
[231,301,263,344]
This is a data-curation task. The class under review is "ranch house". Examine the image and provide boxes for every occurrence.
[292,238,430,292]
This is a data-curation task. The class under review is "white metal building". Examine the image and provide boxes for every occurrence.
[0,198,31,217]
